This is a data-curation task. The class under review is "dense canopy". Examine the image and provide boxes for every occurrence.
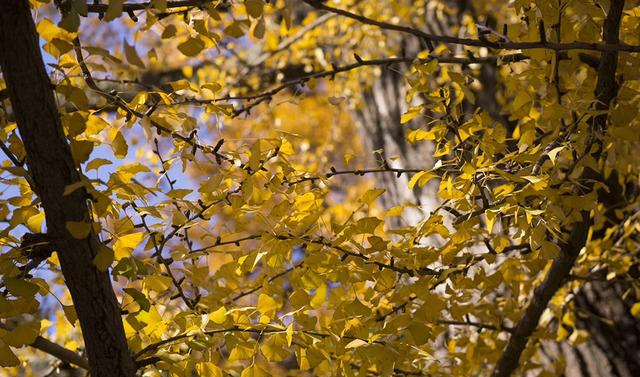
[0,1,639,377]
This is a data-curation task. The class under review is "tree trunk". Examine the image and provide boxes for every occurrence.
[353,2,640,377]
[355,47,438,225]
[0,2,135,376]
[562,274,640,377]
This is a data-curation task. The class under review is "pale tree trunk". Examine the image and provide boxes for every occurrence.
[352,2,640,377]
[354,48,438,225]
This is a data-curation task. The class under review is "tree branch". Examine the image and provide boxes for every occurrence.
[134,325,378,361]
[490,2,625,377]
[170,54,526,116]
[72,37,232,165]
[0,139,23,167]
[85,0,227,14]
[436,319,513,333]
[302,0,637,53]
[0,322,89,370]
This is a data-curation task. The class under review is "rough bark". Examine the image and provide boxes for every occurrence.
[0,2,135,377]
[569,274,640,377]
[353,1,639,377]
[554,1,640,374]
[491,212,589,377]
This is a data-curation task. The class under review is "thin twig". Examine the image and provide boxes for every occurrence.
[169,54,527,116]
[72,37,232,164]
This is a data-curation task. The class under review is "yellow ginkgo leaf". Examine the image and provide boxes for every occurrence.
[260,333,290,361]
[286,323,294,346]
[66,221,92,239]
[245,0,264,18]
[178,37,205,57]
[310,283,327,309]
[224,20,251,38]
[0,341,19,367]
[113,232,145,259]
[5,325,39,347]
[161,24,177,39]
[63,305,78,326]
[104,0,124,22]
[26,212,45,233]
[93,245,115,271]
[257,293,279,318]
[123,39,145,69]
[408,171,437,189]
[360,188,385,205]
[86,158,112,172]
[228,343,254,362]
[4,278,39,298]
[196,362,222,377]
[240,364,268,377]
[345,338,368,349]
[210,306,227,324]
[37,18,76,42]
[151,0,167,12]
[253,17,265,39]
[110,129,128,158]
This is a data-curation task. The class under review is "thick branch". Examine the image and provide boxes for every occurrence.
[0,2,135,376]
[0,322,89,370]
[302,0,636,53]
[490,216,589,377]
[490,2,625,377]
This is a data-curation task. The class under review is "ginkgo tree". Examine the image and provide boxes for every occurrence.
[0,0,639,377]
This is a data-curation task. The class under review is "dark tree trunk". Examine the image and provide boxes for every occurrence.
[564,275,640,377]
[352,2,640,377]
[0,2,135,376]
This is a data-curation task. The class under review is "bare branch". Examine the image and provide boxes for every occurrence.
[287,166,430,185]
[226,262,304,303]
